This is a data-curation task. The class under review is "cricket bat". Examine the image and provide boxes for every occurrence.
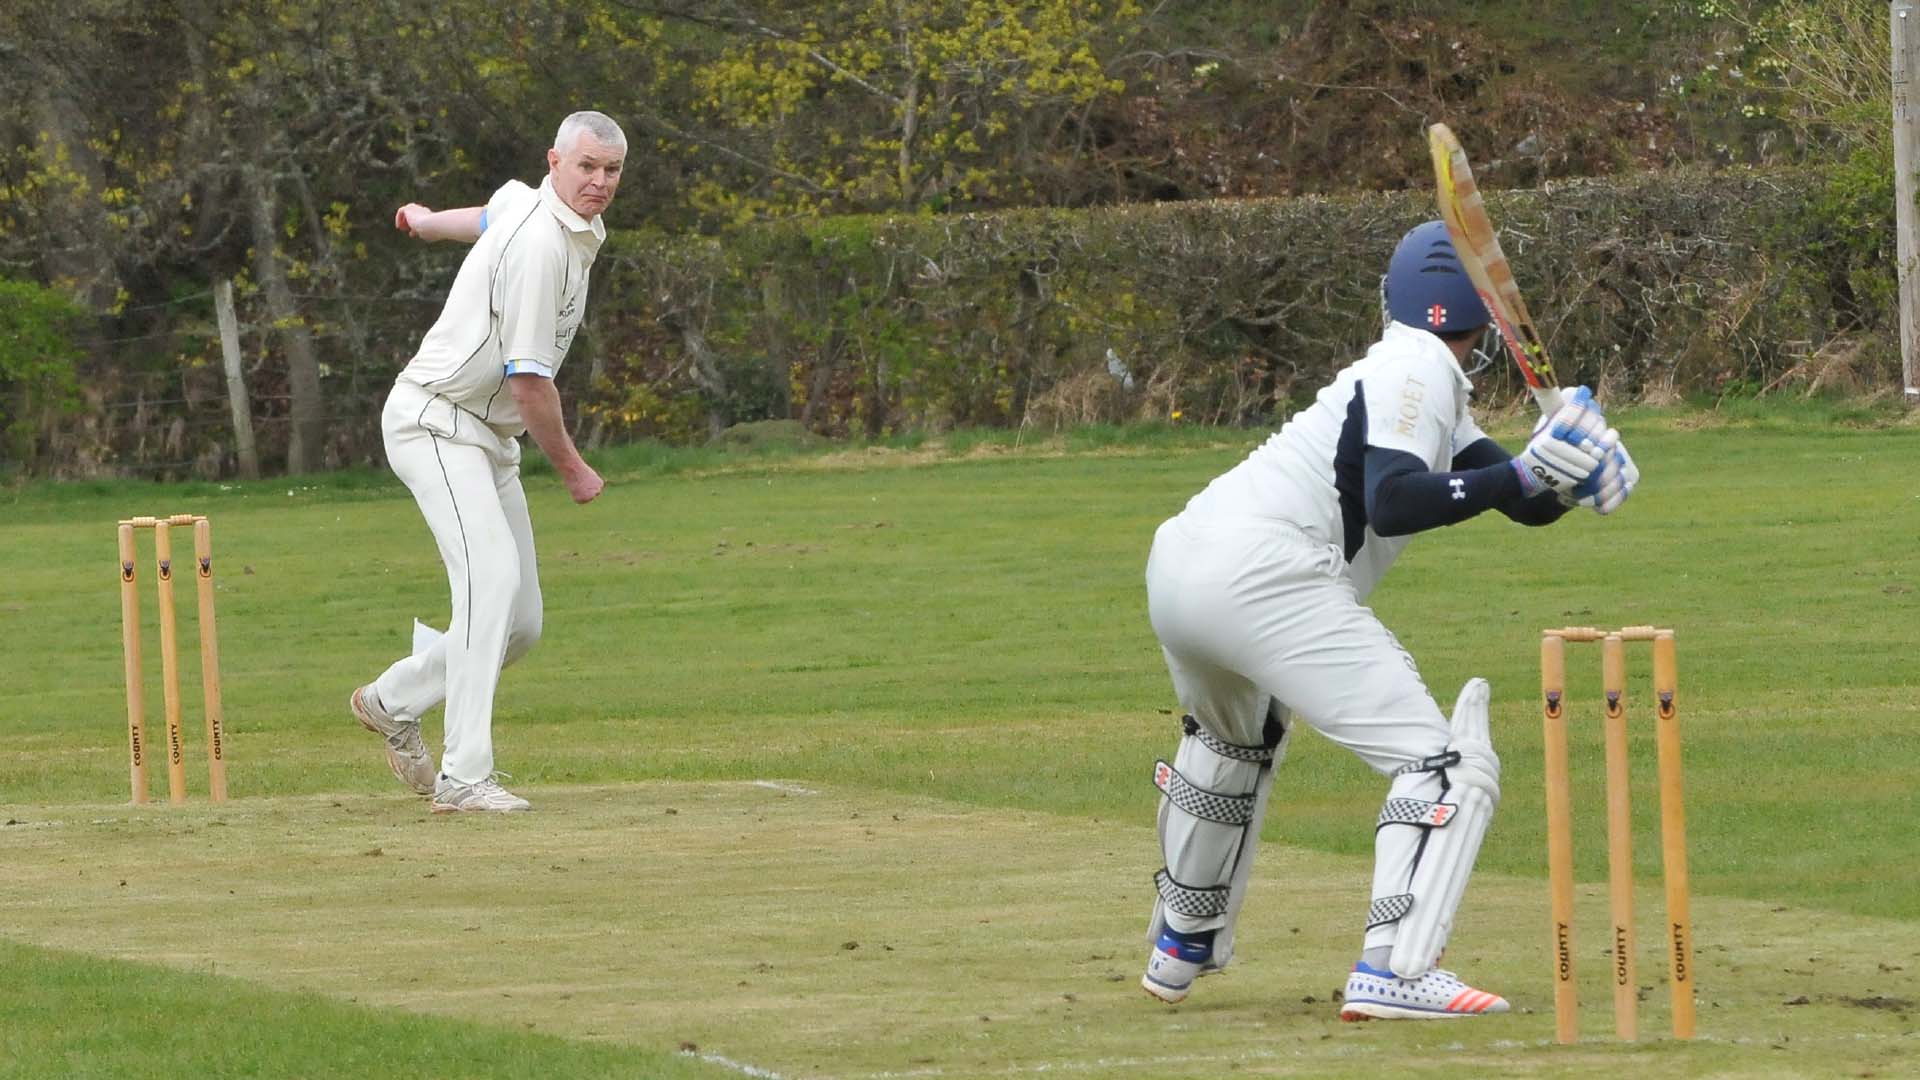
[1428,123,1565,414]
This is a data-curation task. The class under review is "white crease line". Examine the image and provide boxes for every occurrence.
[751,781,819,795]
[683,1050,789,1078]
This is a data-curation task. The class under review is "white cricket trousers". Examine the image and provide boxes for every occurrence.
[374,382,543,784]
[1145,515,1450,944]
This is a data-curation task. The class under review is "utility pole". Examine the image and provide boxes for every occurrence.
[1894,2,1920,404]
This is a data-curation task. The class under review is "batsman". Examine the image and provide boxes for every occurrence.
[1139,221,1638,1018]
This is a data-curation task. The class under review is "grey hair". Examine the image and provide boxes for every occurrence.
[554,111,627,156]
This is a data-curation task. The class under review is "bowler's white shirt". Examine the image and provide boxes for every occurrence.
[396,176,605,437]
[1178,322,1484,598]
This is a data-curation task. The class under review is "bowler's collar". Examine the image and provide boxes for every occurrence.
[538,175,605,241]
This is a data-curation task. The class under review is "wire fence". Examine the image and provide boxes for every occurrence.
[36,290,433,478]
[39,285,605,479]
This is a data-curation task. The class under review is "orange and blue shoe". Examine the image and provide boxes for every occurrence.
[1338,961,1510,1021]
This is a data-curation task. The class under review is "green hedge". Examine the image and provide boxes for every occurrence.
[583,167,1891,442]
[0,277,85,469]
[12,168,1891,478]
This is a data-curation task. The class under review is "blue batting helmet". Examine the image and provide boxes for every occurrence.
[1383,221,1490,335]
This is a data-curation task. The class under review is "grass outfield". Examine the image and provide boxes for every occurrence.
[2,404,1916,1077]
[0,936,722,1080]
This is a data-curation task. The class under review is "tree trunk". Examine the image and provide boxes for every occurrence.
[576,321,608,449]
[240,163,326,474]
[28,79,121,308]
[898,73,919,201]
[758,271,796,421]
[896,3,919,203]
[662,310,729,441]
[213,279,261,479]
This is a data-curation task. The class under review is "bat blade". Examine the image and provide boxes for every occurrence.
[1428,123,1564,414]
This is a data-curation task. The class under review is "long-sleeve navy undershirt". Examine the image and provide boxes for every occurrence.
[1364,437,1570,537]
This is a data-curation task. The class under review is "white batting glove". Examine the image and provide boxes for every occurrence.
[1576,437,1639,515]
[1564,385,1606,421]
[1514,394,1606,499]
[1616,440,1639,488]
[1566,427,1620,510]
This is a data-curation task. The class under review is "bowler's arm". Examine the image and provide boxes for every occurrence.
[508,374,604,504]
[394,204,485,244]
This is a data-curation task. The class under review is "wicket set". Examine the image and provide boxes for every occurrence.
[1540,626,1693,1043]
[118,514,228,804]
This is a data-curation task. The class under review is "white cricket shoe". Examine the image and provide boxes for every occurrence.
[350,685,435,795]
[431,774,531,814]
[1339,962,1510,1021]
[1141,928,1214,1004]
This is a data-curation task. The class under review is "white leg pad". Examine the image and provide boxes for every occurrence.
[1383,678,1502,979]
[1146,706,1290,973]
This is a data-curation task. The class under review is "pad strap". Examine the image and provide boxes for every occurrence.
[1391,750,1461,777]
[1183,714,1279,763]
[1378,797,1459,829]
[1153,761,1258,825]
[1154,868,1230,918]
[1368,893,1414,928]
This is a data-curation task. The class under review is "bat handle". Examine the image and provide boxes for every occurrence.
[1531,385,1566,415]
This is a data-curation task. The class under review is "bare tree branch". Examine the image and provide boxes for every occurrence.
[628,108,831,196]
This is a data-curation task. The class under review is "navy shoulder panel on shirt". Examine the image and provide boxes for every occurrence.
[1335,381,1369,561]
